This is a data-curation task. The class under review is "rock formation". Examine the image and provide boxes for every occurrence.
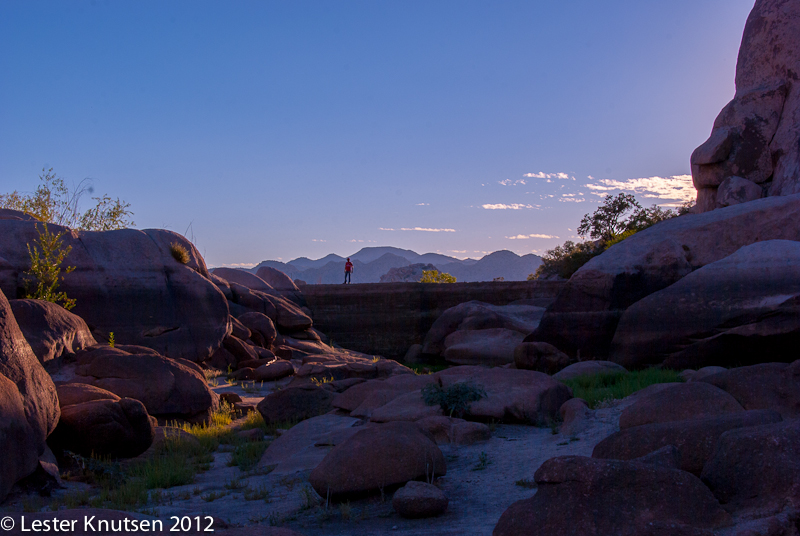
[0,216,229,362]
[692,0,800,212]
[379,263,437,283]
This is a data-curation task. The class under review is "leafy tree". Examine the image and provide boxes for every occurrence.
[529,240,604,280]
[531,195,693,280]
[22,223,76,310]
[0,168,134,230]
[577,193,641,242]
[419,270,456,283]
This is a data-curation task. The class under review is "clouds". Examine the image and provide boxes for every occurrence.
[380,227,456,232]
[481,203,537,210]
[506,233,559,239]
[415,202,430,206]
[524,172,573,180]
[220,262,256,268]
[586,175,695,202]
[498,179,527,186]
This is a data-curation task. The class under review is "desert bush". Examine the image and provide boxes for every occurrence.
[22,223,76,309]
[419,269,456,283]
[422,379,486,417]
[0,168,133,230]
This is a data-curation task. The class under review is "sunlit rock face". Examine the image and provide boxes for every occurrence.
[0,288,60,501]
[0,215,229,362]
[692,0,800,212]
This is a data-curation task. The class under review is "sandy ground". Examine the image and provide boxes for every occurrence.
[1,375,629,536]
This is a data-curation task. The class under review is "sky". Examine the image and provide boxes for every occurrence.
[0,0,756,266]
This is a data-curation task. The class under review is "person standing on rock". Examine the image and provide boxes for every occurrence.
[344,257,354,284]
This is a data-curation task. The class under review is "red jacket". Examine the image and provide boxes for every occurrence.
[345,261,353,272]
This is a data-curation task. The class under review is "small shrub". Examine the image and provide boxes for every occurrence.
[419,269,456,283]
[22,223,76,310]
[472,451,490,471]
[339,501,352,521]
[201,490,226,502]
[515,478,537,489]
[170,242,190,264]
[244,484,271,502]
[224,477,246,490]
[422,379,487,418]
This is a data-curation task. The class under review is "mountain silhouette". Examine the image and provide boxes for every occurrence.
[251,247,542,284]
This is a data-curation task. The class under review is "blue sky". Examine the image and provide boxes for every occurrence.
[0,1,755,266]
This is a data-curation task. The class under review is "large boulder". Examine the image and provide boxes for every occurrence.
[619,382,745,430]
[211,267,274,293]
[0,374,40,501]
[65,345,217,421]
[611,240,800,369]
[256,385,335,426]
[308,421,446,499]
[436,366,572,424]
[255,266,299,291]
[0,289,60,447]
[592,410,783,476]
[9,299,96,363]
[493,456,731,536]
[526,194,800,360]
[513,341,572,374]
[691,0,800,211]
[392,481,449,518]
[422,301,545,356]
[49,396,155,459]
[552,360,627,381]
[237,312,277,348]
[442,328,525,366]
[701,419,800,516]
[0,220,230,362]
[0,289,60,501]
[698,360,800,419]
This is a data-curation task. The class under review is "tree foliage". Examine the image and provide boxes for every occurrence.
[531,194,693,280]
[529,240,604,280]
[22,223,76,310]
[419,270,456,283]
[0,168,134,230]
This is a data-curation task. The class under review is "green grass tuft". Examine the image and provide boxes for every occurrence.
[559,368,683,409]
[228,440,270,472]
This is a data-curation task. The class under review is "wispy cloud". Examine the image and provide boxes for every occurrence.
[506,233,559,240]
[415,202,430,206]
[311,239,326,242]
[219,262,256,268]
[498,179,527,186]
[482,203,538,210]
[380,227,456,232]
[524,172,573,180]
[586,175,695,202]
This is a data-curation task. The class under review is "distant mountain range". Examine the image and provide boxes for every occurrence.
[251,246,542,284]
